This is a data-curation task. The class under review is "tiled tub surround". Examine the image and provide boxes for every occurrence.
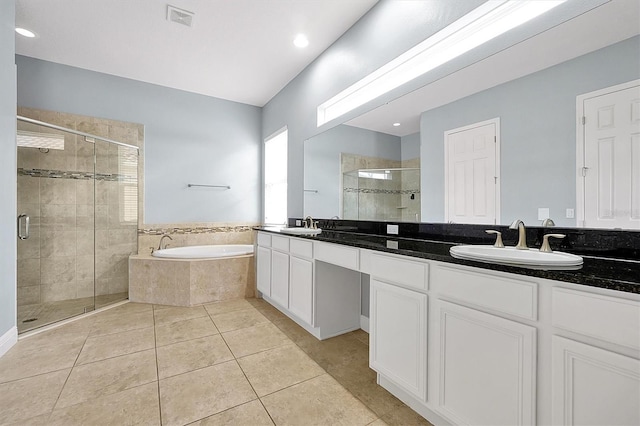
[137,223,256,256]
[129,253,256,307]
[16,115,141,318]
[131,223,258,306]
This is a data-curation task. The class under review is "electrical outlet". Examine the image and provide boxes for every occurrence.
[387,224,399,235]
[296,220,302,226]
[566,208,574,219]
[386,240,399,249]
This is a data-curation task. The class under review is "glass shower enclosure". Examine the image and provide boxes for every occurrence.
[343,167,420,222]
[16,116,138,333]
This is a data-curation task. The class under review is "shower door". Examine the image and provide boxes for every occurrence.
[16,120,97,333]
[93,138,138,309]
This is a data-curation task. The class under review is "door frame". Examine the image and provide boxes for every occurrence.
[575,79,640,227]
[444,117,501,225]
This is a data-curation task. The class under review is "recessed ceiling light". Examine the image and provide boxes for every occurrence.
[393,122,401,127]
[293,34,309,48]
[15,27,36,38]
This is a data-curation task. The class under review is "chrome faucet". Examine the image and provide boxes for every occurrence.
[158,234,173,250]
[509,219,528,250]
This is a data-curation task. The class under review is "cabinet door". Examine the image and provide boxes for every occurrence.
[270,250,289,308]
[433,300,536,426]
[370,279,427,401]
[552,336,640,426]
[256,246,271,296]
[289,256,313,325]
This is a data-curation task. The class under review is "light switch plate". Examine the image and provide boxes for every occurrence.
[387,224,399,235]
[566,208,575,219]
[537,208,550,221]
[295,220,302,226]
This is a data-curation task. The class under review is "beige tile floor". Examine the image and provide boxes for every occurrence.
[0,298,433,426]
[17,292,129,334]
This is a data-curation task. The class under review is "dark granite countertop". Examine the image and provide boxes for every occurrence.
[255,227,640,294]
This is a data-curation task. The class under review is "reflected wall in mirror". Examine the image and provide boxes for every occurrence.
[304,33,639,229]
[304,125,420,221]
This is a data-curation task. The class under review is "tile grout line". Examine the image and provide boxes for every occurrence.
[212,307,278,426]
[152,304,164,426]
[48,320,93,419]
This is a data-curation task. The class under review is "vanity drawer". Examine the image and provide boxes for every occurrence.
[257,232,271,247]
[290,238,313,259]
[370,253,428,291]
[552,287,640,350]
[271,235,290,252]
[432,264,538,321]
[314,241,359,270]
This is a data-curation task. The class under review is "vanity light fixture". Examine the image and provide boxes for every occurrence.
[293,34,309,48]
[317,0,567,126]
[15,27,36,38]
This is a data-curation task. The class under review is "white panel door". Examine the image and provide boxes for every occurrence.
[288,256,313,325]
[433,300,536,426]
[552,336,640,426]
[582,83,640,229]
[270,250,289,308]
[370,279,427,401]
[445,119,499,225]
[256,246,271,296]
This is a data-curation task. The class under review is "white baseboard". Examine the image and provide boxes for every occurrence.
[0,326,18,358]
[360,315,370,333]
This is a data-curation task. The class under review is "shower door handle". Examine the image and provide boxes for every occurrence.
[17,214,30,240]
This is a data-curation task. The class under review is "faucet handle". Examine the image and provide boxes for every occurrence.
[485,230,505,248]
[540,234,565,253]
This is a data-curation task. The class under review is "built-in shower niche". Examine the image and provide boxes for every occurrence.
[341,153,420,222]
[16,112,141,333]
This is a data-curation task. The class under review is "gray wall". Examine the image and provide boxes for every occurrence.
[401,132,420,161]
[304,125,401,218]
[420,36,640,226]
[263,0,485,218]
[0,0,17,341]
[16,56,262,224]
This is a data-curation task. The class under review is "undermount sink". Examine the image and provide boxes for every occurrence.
[450,245,583,270]
[279,227,322,236]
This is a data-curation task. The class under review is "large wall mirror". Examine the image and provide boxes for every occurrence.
[303,1,639,230]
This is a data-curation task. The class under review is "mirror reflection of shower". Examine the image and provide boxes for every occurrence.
[16,115,139,334]
[343,167,420,222]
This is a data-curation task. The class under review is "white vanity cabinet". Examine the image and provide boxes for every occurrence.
[257,232,313,324]
[368,253,429,401]
[288,239,314,325]
[429,263,537,426]
[370,279,427,401]
[256,233,271,296]
[551,287,640,426]
[431,299,536,426]
[255,230,640,426]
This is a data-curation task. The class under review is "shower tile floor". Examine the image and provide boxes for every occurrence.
[0,298,433,426]
[17,293,129,334]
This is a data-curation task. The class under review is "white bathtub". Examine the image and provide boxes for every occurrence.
[152,244,254,259]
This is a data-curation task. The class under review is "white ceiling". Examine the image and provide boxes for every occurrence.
[346,0,640,136]
[15,0,378,107]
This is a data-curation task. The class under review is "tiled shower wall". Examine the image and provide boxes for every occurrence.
[16,107,144,306]
[341,153,420,222]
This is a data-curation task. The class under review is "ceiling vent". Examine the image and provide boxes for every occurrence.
[167,5,194,27]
